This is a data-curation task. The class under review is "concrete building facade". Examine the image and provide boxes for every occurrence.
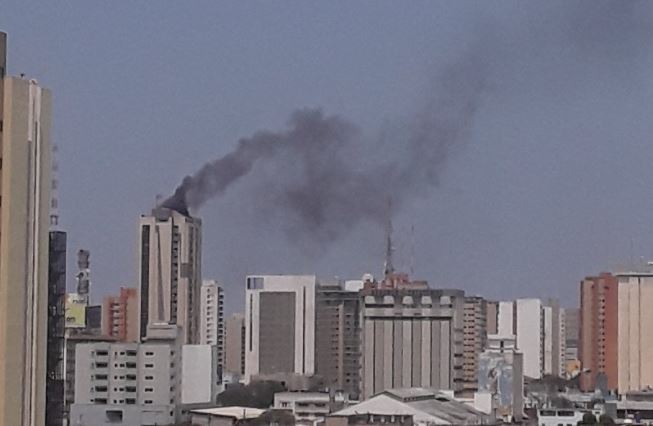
[616,271,653,393]
[462,296,487,394]
[544,299,566,377]
[360,287,464,399]
[102,287,139,342]
[0,65,52,425]
[315,282,362,398]
[181,345,220,404]
[564,307,579,366]
[70,325,181,425]
[477,335,524,422]
[486,301,499,335]
[225,313,245,377]
[245,275,317,382]
[138,207,202,344]
[515,299,543,379]
[199,279,224,370]
[579,273,618,391]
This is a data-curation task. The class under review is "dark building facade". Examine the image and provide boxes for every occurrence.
[315,284,362,398]
[46,231,66,426]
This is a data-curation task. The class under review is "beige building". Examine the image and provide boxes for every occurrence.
[225,313,245,376]
[360,287,465,398]
[199,279,224,369]
[617,271,653,393]
[138,207,202,344]
[462,296,487,394]
[0,50,53,426]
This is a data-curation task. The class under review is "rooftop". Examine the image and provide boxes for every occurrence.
[190,406,266,420]
[332,388,490,425]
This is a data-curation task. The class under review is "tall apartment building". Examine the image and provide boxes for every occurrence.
[616,271,653,393]
[579,273,618,391]
[102,287,139,342]
[315,282,362,398]
[498,298,564,379]
[245,275,317,382]
[564,307,579,365]
[70,325,182,425]
[462,296,487,394]
[543,299,566,377]
[199,280,224,370]
[360,286,464,399]
[138,207,202,344]
[486,301,499,335]
[0,34,53,425]
[225,313,245,377]
[46,231,66,426]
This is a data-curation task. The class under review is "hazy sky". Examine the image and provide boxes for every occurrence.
[3,1,653,313]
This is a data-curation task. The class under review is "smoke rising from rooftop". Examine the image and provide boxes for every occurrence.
[163,0,652,243]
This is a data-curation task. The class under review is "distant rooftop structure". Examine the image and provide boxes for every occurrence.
[332,388,492,425]
[190,406,265,420]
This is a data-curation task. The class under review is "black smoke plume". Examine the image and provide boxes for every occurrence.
[163,0,651,243]
[163,43,488,241]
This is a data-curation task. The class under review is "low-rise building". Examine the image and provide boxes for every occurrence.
[190,406,266,426]
[330,388,491,426]
[69,324,182,425]
[273,391,349,425]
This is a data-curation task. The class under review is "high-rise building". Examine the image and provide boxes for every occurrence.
[564,307,579,368]
[138,207,202,344]
[462,296,487,394]
[486,300,499,335]
[199,280,225,370]
[497,301,515,337]
[0,39,53,425]
[102,287,139,342]
[245,275,317,382]
[46,230,66,426]
[225,313,245,377]
[514,299,543,379]
[360,285,464,399]
[616,271,653,393]
[579,272,618,391]
[543,299,566,377]
[497,298,564,380]
[315,281,362,398]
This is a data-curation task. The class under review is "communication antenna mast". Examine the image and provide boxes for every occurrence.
[409,224,415,277]
[383,197,395,280]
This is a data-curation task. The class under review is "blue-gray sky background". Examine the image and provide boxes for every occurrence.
[3,1,653,312]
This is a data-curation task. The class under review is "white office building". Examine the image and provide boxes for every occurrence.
[199,280,224,369]
[245,275,317,382]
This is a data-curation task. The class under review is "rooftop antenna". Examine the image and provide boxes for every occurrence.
[409,223,415,277]
[383,197,394,280]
